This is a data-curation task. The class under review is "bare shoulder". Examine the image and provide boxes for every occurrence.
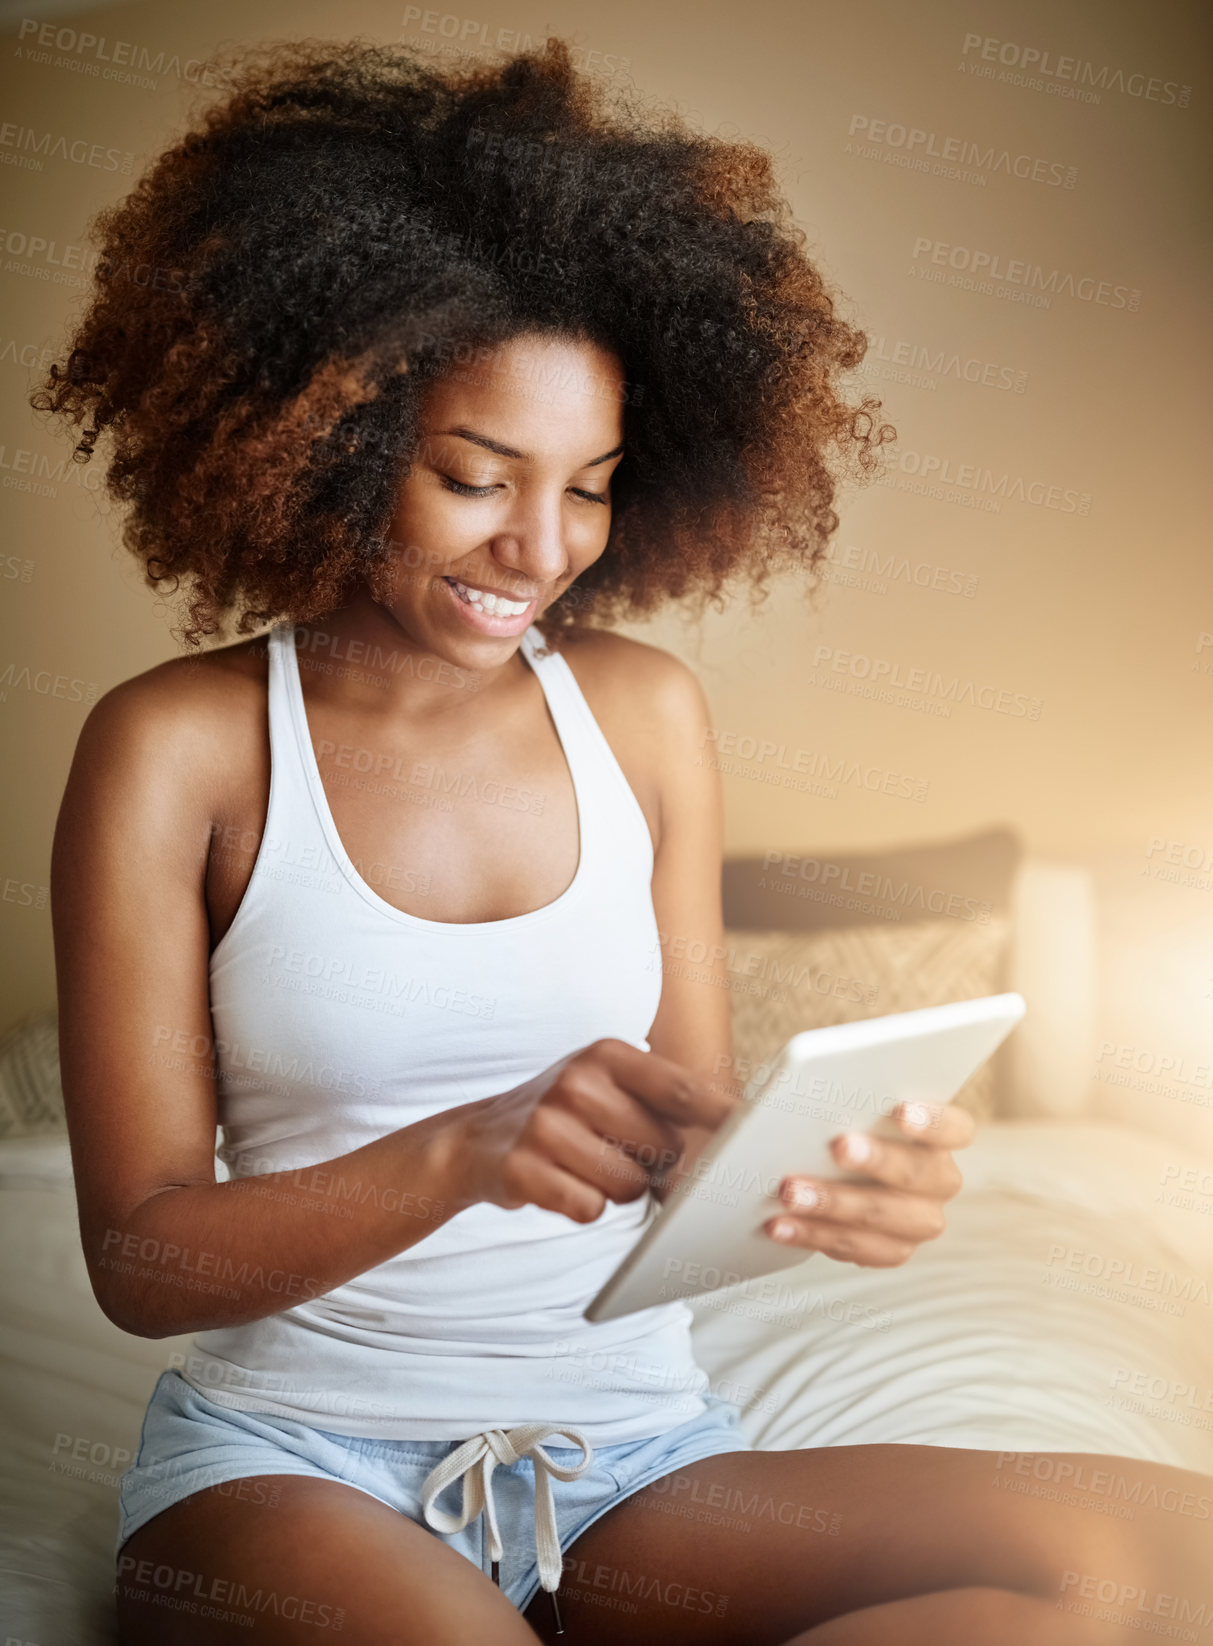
[63,636,267,825]
[557,627,710,728]
[556,629,715,854]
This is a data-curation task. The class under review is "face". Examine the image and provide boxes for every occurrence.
[375,332,626,663]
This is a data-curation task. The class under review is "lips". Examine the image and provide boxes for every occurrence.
[439,575,537,636]
[448,575,541,604]
[445,576,536,614]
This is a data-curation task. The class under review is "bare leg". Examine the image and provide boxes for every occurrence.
[115,1473,542,1644]
[782,1586,1115,1645]
[523,1444,1213,1644]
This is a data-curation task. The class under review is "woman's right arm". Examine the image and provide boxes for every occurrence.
[51,672,475,1340]
[52,669,735,1341]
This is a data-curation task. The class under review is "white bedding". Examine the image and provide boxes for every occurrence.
[1,1121,1211,1644]
[690,1124,1213,1467]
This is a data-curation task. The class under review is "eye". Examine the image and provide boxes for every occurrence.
[441,476,610,505]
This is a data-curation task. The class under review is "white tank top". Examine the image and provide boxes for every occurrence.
[181,620,710,1442]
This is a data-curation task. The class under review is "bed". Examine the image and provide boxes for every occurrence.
[2,829,1210,1643]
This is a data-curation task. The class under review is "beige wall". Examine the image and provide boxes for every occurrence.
[2,0,1209,1147]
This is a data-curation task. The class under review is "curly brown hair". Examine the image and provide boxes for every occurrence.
[30,34,894,652]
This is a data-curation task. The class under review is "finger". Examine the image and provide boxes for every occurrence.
[829,1131,964,1198]
[591,1039,740,1131]
[500,1145,610,1223]
[892,1100,977,1151]
[550,1059,689,1170]
[763,1214,915,1268]
[526,1103,655,1203]
[777,1177,947,1243]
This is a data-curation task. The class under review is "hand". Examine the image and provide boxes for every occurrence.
[762,1101,975,1268]
[436,1039,738,1223]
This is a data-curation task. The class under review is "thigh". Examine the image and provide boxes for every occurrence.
[524,1444,1213,1645]
[116,1473,541,1645]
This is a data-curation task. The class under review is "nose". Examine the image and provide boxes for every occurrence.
[487,490,573,597]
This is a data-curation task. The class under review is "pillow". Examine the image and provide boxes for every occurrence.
[724,917,1012,1121]
[1000,859,1098,1120]
[0,1010,65,1138]
[721,829,1024,1120]
[722,827,1022,934]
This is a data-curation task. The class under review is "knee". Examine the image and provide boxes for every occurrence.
[1051,1508,1210,1614]
[779,1586,1090,1645]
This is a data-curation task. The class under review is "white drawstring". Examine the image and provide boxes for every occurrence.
[420,1423,595,1613]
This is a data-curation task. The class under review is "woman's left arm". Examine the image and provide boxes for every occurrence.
[642,648,974,1266]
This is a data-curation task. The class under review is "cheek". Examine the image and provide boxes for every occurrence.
[570,516,612,573]
[384,489,478,589]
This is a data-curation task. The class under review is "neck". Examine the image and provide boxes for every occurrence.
[286,585,529,724]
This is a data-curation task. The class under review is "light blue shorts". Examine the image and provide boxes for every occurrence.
[116,1371,753,1615]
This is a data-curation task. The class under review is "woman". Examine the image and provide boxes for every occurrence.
[38,37,1208,1645]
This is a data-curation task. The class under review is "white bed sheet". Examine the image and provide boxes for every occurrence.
[0,1121,1210,1644]
[690,1123,1213,1467]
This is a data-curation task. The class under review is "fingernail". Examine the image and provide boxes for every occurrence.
[902,1103,930,1130]
[782,1181,820,1209]
[840,1132,872,1165]
[769,1220,797,1241]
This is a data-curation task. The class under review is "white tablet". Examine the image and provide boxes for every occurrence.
[584,992,1026,1323]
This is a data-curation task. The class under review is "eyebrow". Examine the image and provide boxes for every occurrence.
[437,426,625,467]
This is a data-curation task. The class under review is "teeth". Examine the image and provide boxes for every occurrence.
[449,578,531,617]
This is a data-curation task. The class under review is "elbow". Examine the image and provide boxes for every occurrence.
[90,1273,174,1340]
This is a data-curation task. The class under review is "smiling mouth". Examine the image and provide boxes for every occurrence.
[443,576,539,617]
